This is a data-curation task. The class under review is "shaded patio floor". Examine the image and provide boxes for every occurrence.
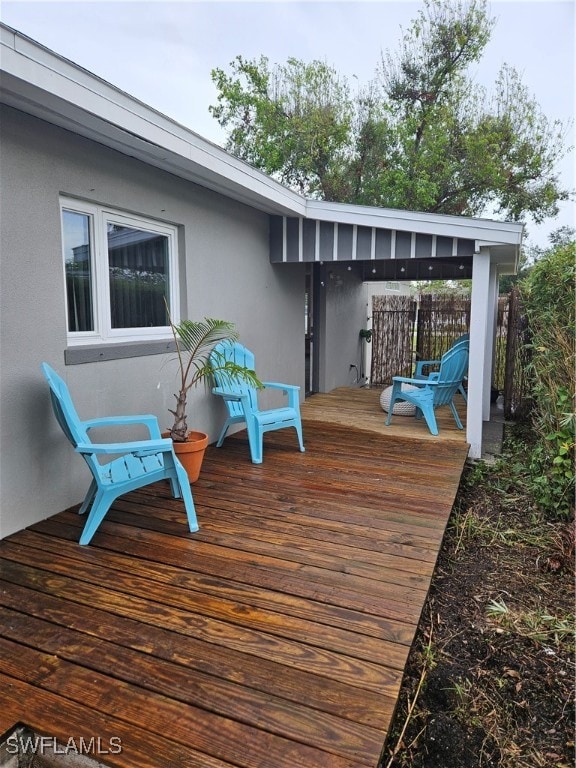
[302,386,468,442]
[0,397,469,768]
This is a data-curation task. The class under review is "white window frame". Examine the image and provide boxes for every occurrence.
[61,198,180,345]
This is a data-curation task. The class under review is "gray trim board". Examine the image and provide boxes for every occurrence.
[64,339,177,365]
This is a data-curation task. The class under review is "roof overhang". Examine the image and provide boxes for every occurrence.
[302,201,523,272]
[306,200,523,248]
[0,23,524,268]
[0,25,306,217]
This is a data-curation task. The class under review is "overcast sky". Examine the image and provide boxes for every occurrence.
[1,0,574,247]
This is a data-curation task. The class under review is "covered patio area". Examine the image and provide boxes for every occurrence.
[302,386,468,443]
[271,204,523,459]
[0,406,468,768]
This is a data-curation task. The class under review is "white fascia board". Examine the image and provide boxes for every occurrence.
[305,200,524,246]
[1,72,305,214]
[0,26,306,216]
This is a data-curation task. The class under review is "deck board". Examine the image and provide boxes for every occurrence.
[302,386,468,443]
[0,389,468,768]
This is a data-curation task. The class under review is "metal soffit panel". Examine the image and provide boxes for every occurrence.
[270,217,476,269]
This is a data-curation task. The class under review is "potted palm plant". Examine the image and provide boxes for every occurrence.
[165,312,262,482]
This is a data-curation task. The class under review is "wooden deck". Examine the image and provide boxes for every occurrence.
[302,386,468,442]
[0,389,469,768]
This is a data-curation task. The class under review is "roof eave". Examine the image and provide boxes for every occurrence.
[0,22,525,254]
[0,25,306,217]
[305,200,524,248]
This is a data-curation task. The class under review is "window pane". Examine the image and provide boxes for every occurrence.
[63,210,94,332]
[107,224,170,329]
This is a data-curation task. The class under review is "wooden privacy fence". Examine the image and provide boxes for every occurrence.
[371,295,468,388]
[370,292,529,415]
[416,295,471,364]
[370,295,417,386]
[493,296,509,393]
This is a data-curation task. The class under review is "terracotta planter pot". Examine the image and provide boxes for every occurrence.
[163,430,209,483]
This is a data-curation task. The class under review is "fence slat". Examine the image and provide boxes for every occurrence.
[416,295,470,363]
[371,296,417,386]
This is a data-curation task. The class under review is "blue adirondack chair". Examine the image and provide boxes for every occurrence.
[42,363,198,545]
[414,333,469,402]
[385,344,469,436]
[210,341,305,464]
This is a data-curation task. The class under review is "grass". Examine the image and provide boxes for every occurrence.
[486,599,575,647]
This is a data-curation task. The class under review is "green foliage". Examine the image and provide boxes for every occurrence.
[210,0,571,225]
[520,241,575,518]
[167,315,262,442]
[414,279,471,296]
[486,598,575,647]
[526,396,574,517]
[210,56,353,198]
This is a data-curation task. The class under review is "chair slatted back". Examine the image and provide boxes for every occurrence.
[211,341,259,416]
[433,346,469,406]
[42,363,103,478]
[42,363,90,446]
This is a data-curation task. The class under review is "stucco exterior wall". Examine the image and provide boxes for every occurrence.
[316,263,367,393]
[0,105,304,538]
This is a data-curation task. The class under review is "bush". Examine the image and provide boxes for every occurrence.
[520,241,575,518]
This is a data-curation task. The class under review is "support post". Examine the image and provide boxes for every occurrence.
[467,247,494,459]
[485,261,500,419]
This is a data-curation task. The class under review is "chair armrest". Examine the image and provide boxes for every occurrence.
[83,415,161,438]
[212,387,241,399]
[262,381,300,392]
[392,375,433,386]
[262,382,301,410]
[75,438,172,456]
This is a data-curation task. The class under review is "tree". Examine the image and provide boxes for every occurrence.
[355,0,494,211]
[499,225,576,293]
[210,56,354,199]
[210,0,571,225]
